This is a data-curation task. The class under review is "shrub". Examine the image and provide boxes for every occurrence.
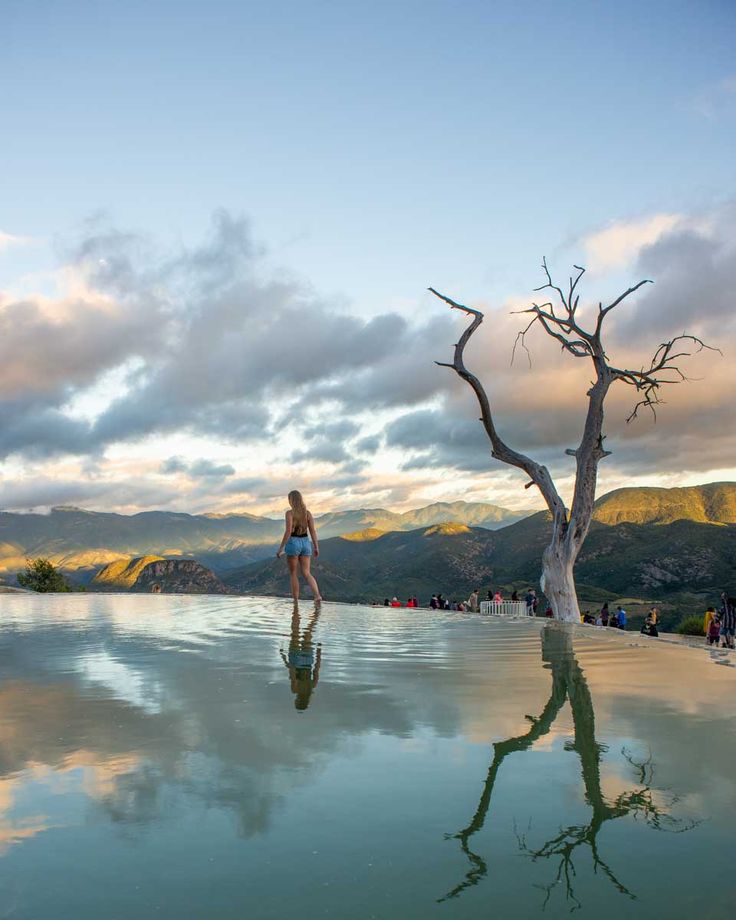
[17,558,71,593]
[676,615,704,637]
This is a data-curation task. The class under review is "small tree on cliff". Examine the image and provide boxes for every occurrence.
[17,558,71,593]
[431,261,713,622]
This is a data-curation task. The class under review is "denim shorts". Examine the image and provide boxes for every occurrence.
[285,535,312,557]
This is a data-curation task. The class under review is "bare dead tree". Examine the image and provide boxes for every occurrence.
[431,260,716,621]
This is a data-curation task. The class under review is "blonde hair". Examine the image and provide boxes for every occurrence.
[288,490,309,534]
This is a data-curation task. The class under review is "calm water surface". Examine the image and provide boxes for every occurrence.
[0,595,734,919]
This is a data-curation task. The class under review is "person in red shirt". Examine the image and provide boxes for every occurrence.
[390,597,402,607]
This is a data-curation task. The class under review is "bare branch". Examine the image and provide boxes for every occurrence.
[429,286,567,524]
[511,321,534,368]
[611,334,721,423]
[595,279,653,335]
[534,256,569,315]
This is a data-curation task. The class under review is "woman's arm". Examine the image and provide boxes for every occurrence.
[277,511,292,558]
[307,512,319,557]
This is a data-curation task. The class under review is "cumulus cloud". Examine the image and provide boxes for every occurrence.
[355,435,381,454]
[582,213,681,273]
[1,203,734,513]
[621,201,736,338]
[0,476,180,512]
[160,457,235,479]
[0,212,453,463]
[290,420,361,465]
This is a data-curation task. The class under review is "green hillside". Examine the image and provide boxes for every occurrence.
[592,482,736,526]
[131,559,228,594]
[225,525,498,602]
[92,555,165,588]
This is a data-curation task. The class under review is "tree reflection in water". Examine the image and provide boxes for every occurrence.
[440,623,699,909]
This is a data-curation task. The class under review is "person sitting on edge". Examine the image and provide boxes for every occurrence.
[430,594,438,609]
[641,615,659,638]
[544,606,554,618]
[390,597,401,608]
[610,610,620,628]
[383,598,390,606]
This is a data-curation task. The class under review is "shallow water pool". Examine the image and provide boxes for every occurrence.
[0,594,734,919]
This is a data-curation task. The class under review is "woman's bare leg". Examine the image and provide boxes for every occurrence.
[299,555,321,601]
[287,556,300,601]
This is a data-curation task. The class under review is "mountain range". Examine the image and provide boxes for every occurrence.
[3,484,735,627]
[0,500,528,578]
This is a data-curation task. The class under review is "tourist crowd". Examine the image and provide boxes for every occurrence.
[581,602,631,631]
[377,588,540,614]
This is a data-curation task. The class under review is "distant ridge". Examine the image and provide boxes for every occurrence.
[423,522,471,536]
[313,501,529,537]
[2,484,735,599]
[340,528,387,542]
[0,499,530,577]
[593,482,736,526]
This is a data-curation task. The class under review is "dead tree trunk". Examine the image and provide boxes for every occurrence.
[431,262,713,622]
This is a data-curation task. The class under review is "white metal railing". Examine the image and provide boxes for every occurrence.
[479,601,531,617]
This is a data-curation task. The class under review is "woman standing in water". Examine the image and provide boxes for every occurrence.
[276,490,322,603]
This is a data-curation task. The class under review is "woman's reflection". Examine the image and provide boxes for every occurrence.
[440,623,698,908]
[280,605,322,711]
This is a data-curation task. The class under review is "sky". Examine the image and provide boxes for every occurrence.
[0,0,735,516]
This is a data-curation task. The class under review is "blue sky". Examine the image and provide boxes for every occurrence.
[0,0,735,513]
[3,0,734,307]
